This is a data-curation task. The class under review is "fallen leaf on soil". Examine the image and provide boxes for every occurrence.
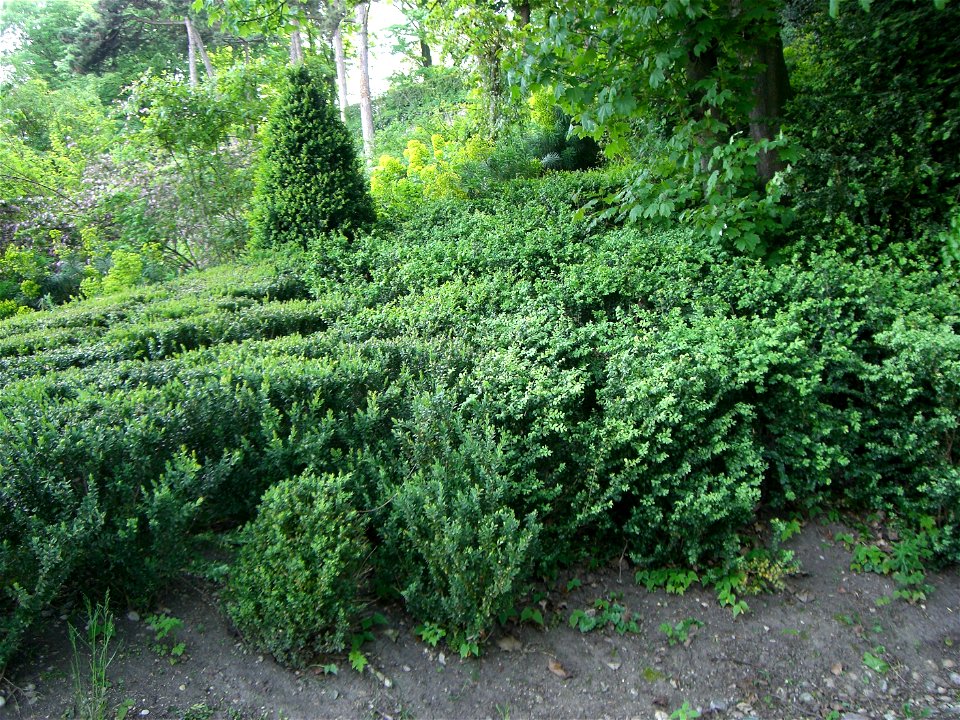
[606,660,622,671]
[497,636,522,652]
[548,659,571,679]
[831,662,843,676]
[796,591,814,603]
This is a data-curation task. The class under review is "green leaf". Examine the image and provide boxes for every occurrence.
[116,699,136,720]
[520,607,544,627]
[349,649,369,673]
[862,651,889,674]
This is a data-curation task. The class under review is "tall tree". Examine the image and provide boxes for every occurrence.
[329,0,350,122]
[184,16,214,80]
[521,0,797,253]
[391,0,433,68]
[129,14,215,84]
[69,0,211,80]
[288,3,304,63]
[0,0,90,87]
[356,0,374,164]
[424,1,532,131]
[196,0,313,65]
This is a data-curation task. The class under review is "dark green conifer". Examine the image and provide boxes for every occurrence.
[251,63,375,249]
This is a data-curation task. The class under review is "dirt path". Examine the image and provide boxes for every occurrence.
[3,523,959,720]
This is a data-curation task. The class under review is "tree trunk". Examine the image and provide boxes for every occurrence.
[685,39,720,171]
[748,32,792,184]
[483,44,504,132]
[185,17,214,81]
[419,37,433,67]
[358,1,375,164]
[187,20,198,86]
[727,0,792,184]
[333,20,349,122]
[515,0,531,27]
[290,7,304,65]
[130,15,211,83]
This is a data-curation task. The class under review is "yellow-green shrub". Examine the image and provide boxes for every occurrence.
[370,134,492,214]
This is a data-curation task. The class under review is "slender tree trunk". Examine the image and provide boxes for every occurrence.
[419,37,432,67]
[187,21,198,86]
[185,17,214,80]
[685,39,720,172]
[748,33,792,184]
[484,45,503,131]
[357,1,375,164]
[333,19,349,122]
[290,8,304,65]
[130,15,211,83]
[515,0,531,27]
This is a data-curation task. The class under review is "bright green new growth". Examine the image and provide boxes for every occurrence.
[251,63,375,250]
[225,470,370,668]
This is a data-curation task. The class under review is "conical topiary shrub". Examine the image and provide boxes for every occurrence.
[251,63,375,250]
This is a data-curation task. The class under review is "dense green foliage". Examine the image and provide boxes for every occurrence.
[381,403,541,646]
[785,0,960,249]
[1,0,959,679]
[251,64,375,250]
[368,67,475,159]
[225,470,370,668]
[2,174,958,670]
[520,0,797,255]
[0,1,286,315]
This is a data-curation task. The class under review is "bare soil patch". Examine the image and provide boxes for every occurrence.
[3,523,959,720]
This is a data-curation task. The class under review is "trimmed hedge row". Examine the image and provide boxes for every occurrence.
[1,173,958,670]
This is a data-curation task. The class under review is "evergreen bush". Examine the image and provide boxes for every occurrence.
[380,400,540,647]
[2,175,959,671]
[786,0,960,249]
[251,64,375,251]
[225,471,370,668]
